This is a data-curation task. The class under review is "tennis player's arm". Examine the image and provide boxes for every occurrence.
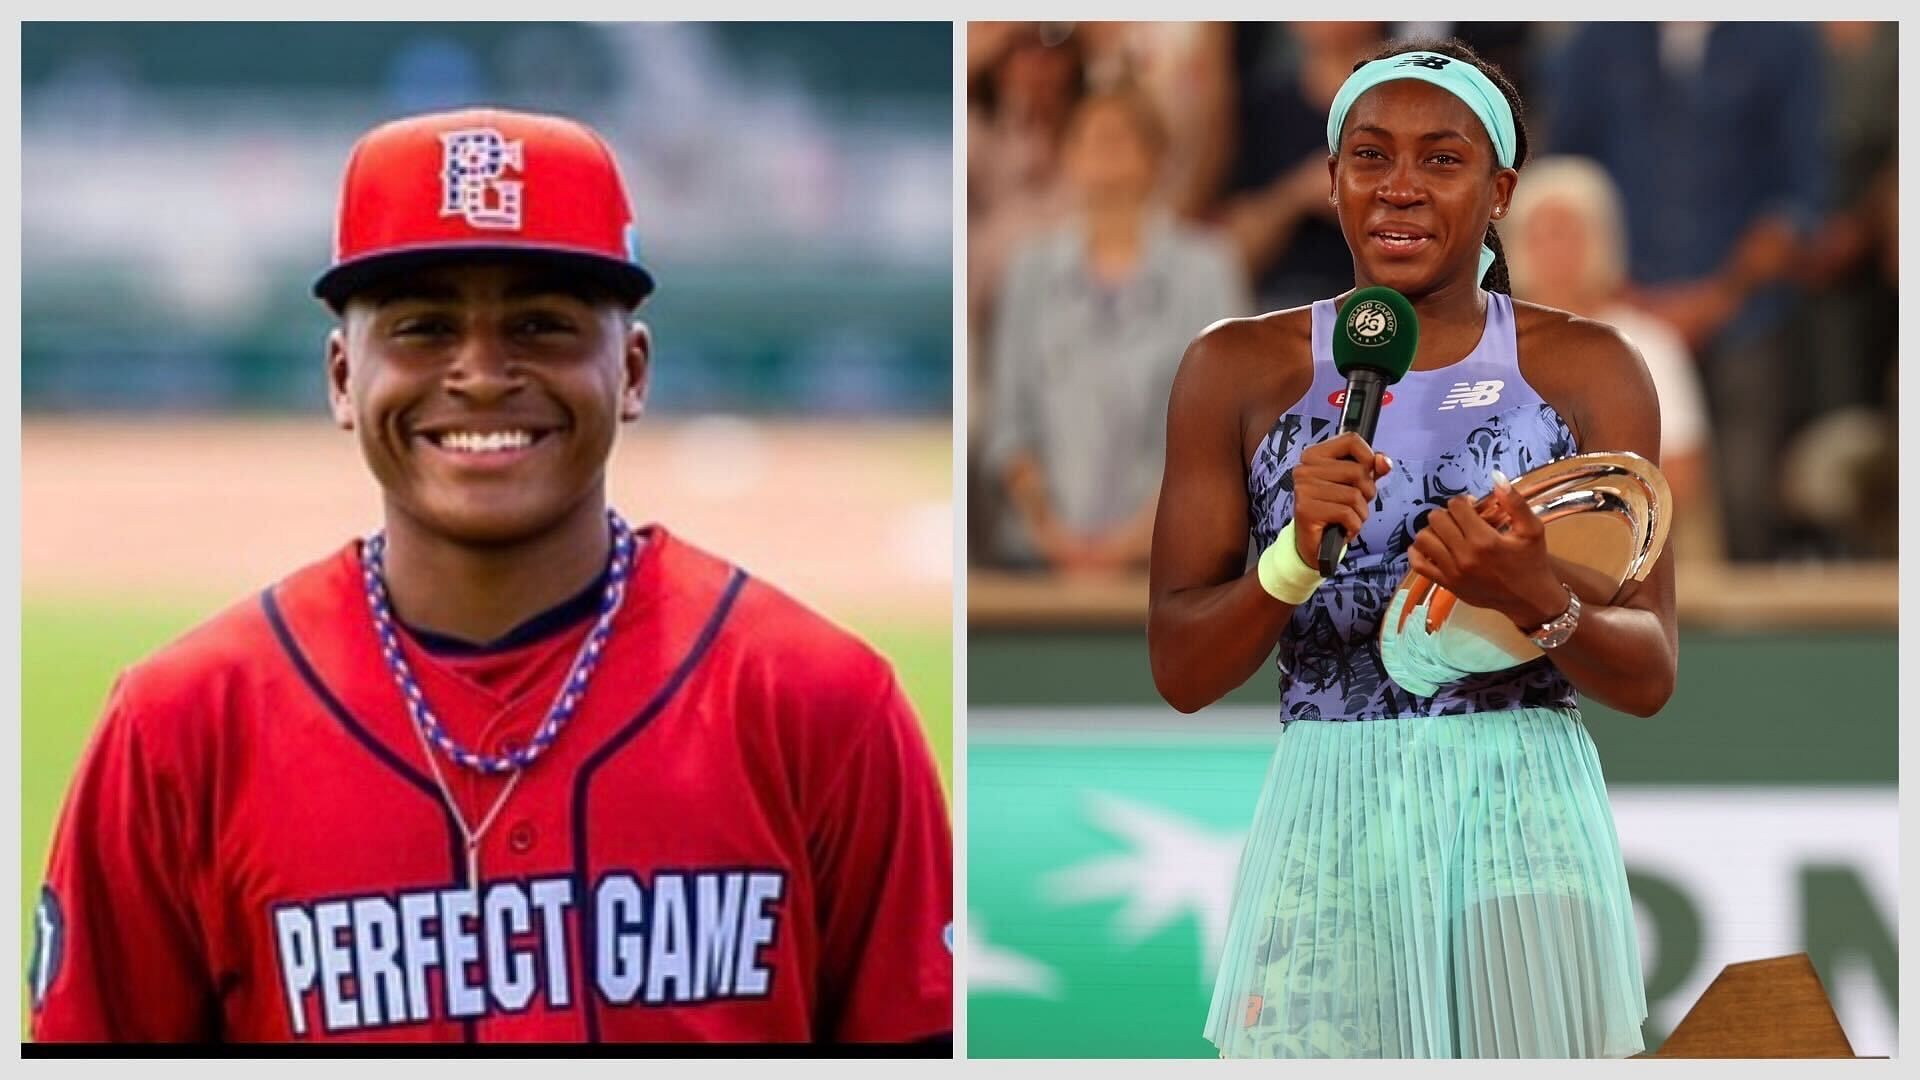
[1522,325,1680,717]
[1147,323,1299,713]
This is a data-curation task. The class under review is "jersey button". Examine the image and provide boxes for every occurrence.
[508,820,537,853]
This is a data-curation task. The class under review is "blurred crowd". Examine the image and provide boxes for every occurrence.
[23,22,951,417]
[968,21,1898,571]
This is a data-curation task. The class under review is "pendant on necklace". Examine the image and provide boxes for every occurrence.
[365,509,634,897]
[445,767,522,901]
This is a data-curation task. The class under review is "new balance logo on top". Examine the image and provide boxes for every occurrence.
[1438,380,1504,410]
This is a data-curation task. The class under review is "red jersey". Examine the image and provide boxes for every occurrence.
[31,527,952,1044]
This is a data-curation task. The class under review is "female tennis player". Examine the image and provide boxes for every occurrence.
[1147,39,1676,1058]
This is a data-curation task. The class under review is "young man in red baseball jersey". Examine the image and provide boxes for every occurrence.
[29,108,953,1047]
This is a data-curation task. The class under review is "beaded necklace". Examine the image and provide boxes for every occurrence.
[361,509,637,892]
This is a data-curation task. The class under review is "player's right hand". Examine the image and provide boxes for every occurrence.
[1290,432,1393,566]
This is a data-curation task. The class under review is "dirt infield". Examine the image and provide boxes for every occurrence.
[23,416,952,625]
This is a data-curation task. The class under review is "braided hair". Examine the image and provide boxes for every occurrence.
[1351,38,1531,293]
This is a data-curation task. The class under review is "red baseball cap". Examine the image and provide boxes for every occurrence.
[314,107,656,310]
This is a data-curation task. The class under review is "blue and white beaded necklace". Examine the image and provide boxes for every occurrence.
[360,508,638,891]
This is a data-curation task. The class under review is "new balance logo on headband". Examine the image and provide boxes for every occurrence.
[1438,380,1504,410]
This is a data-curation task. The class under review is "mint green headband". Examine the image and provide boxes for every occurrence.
[1326,51,1518,284]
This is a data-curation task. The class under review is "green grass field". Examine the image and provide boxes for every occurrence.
[19,594,951,1037]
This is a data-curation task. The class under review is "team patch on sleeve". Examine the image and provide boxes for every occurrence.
[28,885,65,1011]
[270,869,788,1037]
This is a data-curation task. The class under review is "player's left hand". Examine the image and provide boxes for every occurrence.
[1408,472,1568,632]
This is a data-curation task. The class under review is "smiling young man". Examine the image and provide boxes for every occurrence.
[29,108,953,1047]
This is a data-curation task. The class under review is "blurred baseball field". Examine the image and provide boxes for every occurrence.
[20,415,952,1037]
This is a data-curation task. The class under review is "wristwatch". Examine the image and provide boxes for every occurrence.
[1525,585,1582,650]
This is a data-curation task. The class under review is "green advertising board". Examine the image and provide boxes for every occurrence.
[967,629,1897,1058]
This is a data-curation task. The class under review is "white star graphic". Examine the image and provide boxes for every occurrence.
[967,912,1060,998]
[1043,792,1247,982]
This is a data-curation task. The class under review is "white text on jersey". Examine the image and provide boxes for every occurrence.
[271,869,787,1037]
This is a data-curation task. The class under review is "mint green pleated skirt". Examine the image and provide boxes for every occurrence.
[1204,707,1647,1058]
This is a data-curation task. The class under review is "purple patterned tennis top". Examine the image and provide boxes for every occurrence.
[1249,291,1580,722]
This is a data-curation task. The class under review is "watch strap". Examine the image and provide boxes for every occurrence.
[1526,585,1582,650]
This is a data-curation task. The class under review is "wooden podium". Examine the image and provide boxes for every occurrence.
[1646,954,1866,1058]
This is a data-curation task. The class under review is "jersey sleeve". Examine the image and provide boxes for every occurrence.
[31,675,218,1042]
[808,669,953,1043]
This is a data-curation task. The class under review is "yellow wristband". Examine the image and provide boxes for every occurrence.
[1258,522,1334,604]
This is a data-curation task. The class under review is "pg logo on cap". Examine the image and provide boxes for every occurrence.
[440,128,524,230]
